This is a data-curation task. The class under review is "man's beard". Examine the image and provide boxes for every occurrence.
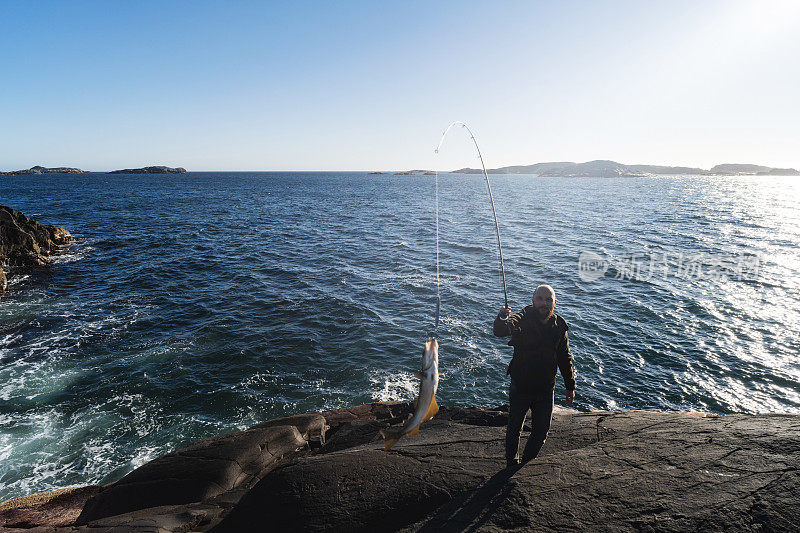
[536,306,554,319]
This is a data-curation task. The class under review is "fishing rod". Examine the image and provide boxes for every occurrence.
[434,121,509,330]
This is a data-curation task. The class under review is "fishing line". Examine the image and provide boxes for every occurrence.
[433,121,509,334]
[434,163,441,331]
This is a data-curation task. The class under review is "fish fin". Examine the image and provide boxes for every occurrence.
[413,371,425,379]
[379,428,401,451]
[408,424,420,436]
[422,394,439,423]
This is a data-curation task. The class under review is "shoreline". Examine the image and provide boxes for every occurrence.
[2,401,797,531]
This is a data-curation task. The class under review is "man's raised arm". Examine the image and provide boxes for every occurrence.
[493,306,525,337]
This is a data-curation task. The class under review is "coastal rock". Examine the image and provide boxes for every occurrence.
[217,408,799,532]
[0,206,72,292]
[107,166,187,174]
[0,166,86,175]
[74,413,326,525]
[2,404,798,532]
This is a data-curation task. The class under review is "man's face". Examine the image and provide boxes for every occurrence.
[532,288,556,319]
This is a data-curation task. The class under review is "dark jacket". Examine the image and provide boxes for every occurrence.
[493,305,575,394]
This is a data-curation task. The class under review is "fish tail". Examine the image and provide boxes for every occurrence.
[379,428,402,451]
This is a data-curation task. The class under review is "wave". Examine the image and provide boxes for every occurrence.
[368,370,418,403]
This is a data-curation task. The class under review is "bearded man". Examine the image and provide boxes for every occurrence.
[493,284,575,467]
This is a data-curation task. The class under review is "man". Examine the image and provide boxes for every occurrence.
[493,284,575,467]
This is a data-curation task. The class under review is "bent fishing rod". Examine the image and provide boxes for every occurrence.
[433,121,509,332]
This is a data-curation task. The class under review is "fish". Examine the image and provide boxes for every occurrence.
[380,338,440,451]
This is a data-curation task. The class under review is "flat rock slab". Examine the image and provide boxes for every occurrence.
[215,409,800,532]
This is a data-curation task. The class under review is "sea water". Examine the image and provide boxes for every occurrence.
[1,172,799,500]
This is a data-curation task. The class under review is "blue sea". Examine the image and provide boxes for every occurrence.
[1,172,799,501]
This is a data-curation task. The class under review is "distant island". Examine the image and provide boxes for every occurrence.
[368,170,436,175]
[450,160,799,178]
[108,166,187,174]
[1,165,188,175]
[0,165,86,176]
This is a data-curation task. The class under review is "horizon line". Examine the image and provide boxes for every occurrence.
[4,159,799,174]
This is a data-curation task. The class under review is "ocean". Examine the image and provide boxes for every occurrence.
[1,172,799,501]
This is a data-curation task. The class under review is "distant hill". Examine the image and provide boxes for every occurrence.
[709,164,771,174]
[452,160,798,177]
[709,163,800,176]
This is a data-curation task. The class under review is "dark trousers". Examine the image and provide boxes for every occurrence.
[505,386,554,462]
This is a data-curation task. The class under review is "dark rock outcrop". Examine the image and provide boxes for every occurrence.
[0,166,86,175]
[0,206,72,293]
[108,166,187,174]
[2,404,798,532]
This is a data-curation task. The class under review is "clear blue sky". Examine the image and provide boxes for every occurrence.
[1,0,798,171]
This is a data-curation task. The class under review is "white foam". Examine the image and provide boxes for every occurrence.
[129,444,164,470]
[5,274,31,287]
[368,370,418,402]
[52,247,92,265]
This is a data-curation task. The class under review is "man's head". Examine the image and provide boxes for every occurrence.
[532,284,556,320]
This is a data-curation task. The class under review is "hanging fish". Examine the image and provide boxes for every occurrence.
[380,338,439,450]
[379,121,503,451]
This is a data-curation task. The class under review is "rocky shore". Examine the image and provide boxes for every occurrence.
[1,402,797,532]
[0,206,72,293]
